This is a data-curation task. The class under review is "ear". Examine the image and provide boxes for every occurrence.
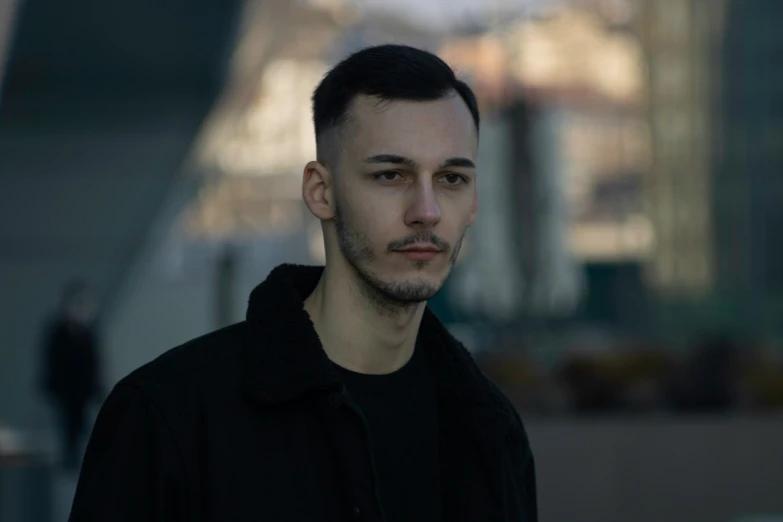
[302,160,336,220]
[466,185,478,227]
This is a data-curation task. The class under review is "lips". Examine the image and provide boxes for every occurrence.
[395,244,442,261]
[399,246,440,253]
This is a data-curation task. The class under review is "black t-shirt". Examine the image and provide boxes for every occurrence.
[336,343,441,522]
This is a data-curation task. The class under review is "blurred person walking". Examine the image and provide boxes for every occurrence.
[69,45,537,522]
[40,280,102,472]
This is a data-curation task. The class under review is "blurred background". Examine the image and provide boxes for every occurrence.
[0,0,781,520]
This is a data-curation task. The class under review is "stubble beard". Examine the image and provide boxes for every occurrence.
[333,206,465,316]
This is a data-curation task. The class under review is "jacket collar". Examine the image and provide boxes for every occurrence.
[242,264,512,419]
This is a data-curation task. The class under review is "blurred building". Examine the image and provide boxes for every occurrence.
[439,4,651,330]
[637,0,725,299]
[717,0,783,337]
[0,0,246,428]
[638,0,783,339]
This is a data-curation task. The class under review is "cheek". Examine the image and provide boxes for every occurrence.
[352,194,400,232]
[339,197,390,249]
[440,194,476,229]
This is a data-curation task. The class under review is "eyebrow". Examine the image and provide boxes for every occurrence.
[363,154,476,170]
[439,157,476,169]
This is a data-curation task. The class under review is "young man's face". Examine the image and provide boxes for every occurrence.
[328,93,478,305]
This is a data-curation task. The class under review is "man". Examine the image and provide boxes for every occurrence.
[40,279,102,471]
[70,44,537,522]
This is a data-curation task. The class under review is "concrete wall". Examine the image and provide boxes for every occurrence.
[0,0,243,431]
[0,110,199,429]
[104,224,315,386]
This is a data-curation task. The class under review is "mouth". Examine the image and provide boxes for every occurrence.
[394,244,442,261]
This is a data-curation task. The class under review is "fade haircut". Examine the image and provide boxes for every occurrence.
[311,44,480,163]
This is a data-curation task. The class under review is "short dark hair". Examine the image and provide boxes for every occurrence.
[312,44,480,140]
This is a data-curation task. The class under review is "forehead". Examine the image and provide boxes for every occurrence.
[343,94,478,162]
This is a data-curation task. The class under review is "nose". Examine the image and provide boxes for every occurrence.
[404,180,441,228]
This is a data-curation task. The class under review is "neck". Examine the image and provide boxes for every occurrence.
[303,262,425,375]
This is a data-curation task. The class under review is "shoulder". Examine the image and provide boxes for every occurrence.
[446,339,534,463]
[119,321,249,405]
[447,336,530,439]
[478,367,530,434]
[439,330,529,436]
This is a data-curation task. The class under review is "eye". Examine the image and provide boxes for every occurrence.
[374,171,403,182]
[440,173,467,186]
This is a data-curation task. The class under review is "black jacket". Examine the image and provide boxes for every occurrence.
[70,264,537,522]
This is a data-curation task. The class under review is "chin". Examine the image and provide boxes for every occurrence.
[355,264,445,304]
[391,270,449,300]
